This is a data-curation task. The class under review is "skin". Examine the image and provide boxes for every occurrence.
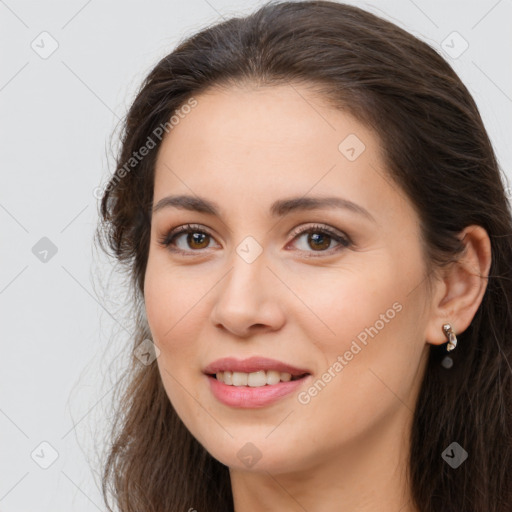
[143,83,491,512]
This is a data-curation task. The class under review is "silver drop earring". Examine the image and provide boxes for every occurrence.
[442,323,458,352]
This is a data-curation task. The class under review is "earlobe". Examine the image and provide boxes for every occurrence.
[425,225,492,347]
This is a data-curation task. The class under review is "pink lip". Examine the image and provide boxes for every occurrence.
[206,374,311,408]
[202,356,310,377]
[203,356,311,408]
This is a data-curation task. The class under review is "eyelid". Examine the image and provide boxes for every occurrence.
[285,223,351,256]
[288,223,351,245]
[158,223,218,249]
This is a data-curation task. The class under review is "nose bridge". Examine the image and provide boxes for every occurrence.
[210,235,286,334]
[222,237,270,304]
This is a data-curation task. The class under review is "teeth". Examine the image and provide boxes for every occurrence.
[266,370,281,385]
[280,372,292,382]
[215,370,298,387]
[247,370,267,387]
[223,371,232,385]
[231,371,248,386]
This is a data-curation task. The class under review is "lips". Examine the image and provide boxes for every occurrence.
[202,356,311,378]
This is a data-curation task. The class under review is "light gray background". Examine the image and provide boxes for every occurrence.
[1,1,511,510]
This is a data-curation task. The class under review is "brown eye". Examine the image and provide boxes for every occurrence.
[306,232,332,251]
[289,224,351,256]
[185,232,210,250]
[159,222,351,257]
[159,224,217,255]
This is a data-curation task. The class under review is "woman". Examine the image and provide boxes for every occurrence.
[96,1,512,511]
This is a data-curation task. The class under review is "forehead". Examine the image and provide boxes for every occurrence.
[156,85,377,185]
[152,84,413,229]
[160,84,369,153]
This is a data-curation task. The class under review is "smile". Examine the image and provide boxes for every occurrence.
[206,372,311,408]
[212,370,307,387]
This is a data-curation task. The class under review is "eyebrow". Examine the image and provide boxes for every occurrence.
[152,194,375,221]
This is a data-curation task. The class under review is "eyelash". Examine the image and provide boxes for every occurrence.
[158,223,352,258]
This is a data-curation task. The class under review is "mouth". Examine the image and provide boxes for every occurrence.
[205,366,312,408]
[202,356,312,388]
[207,370,310,387]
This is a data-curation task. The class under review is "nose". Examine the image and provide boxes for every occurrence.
[210,247,286,338]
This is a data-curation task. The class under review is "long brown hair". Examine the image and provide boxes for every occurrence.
[96,2,512,510]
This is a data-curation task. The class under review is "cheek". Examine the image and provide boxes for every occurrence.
[144,262,207,430]
[316,243,426,352]
[144,269,172,345]
[293,305,421,451]
[144,255,212,384]
[292,255,425,415]
[288,261,401,355]
[144,253,205,346]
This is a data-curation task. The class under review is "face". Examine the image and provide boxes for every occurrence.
[144,84,433,474]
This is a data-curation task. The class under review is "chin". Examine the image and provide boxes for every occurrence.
[200,435,306,474]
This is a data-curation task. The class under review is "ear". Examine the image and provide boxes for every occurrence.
[424,225,492,346]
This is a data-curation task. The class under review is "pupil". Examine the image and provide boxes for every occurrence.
[309,233,330,250]
[189,232,208,249]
